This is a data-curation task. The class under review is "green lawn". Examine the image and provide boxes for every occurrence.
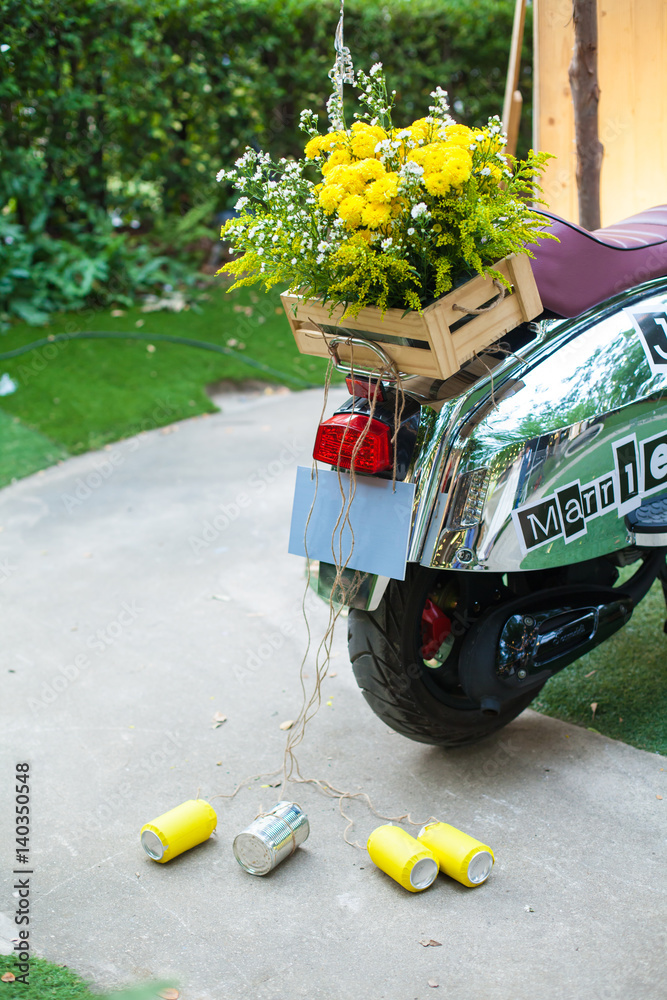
[532,576,667,755]
[0,409,67,485]
[0,282,330,485]
[0,954,171,1000]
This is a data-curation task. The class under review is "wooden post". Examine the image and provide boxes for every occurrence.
[568,0,603,230]
[502,0,527,157]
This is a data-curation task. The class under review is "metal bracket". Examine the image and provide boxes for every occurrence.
[326,335,423,387]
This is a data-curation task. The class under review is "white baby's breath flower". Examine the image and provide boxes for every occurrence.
[407,227,415,236]
[401,161,424,178]
[216,169,225,182]
[234,196,249,210]
[411,202,429,220]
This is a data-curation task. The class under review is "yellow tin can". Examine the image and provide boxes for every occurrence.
[367,824,439,892]
[418,822,494,887]
[140,799,217,863]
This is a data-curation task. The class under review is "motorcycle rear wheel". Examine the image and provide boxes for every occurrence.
[347,566,540,747]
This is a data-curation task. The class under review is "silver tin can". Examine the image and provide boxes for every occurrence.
[233,801,309,875]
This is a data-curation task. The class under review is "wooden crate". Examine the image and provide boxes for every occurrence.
[280,253,542,380]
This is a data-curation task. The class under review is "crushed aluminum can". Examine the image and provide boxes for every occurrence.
[233,801,309,875]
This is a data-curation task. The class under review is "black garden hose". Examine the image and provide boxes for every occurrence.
[0,329,318,389]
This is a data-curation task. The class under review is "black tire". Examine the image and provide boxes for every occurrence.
[348,565,540,747]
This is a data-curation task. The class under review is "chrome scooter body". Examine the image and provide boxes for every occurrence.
[408,279,667,576]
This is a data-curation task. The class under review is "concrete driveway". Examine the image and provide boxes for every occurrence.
[0,387,665,1000]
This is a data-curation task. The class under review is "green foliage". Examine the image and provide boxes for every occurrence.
[0,0,531,322]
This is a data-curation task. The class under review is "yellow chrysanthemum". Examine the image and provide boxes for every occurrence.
[318,183,346,213]
[361,202,392,229]
[409,117,434,143]
[442,145,473,185]
[349,122,387,159]
[319,130,348,151]
[444,124,475,149]
[422,146,472,196]
[337,194,366,228]
[423,171,452,197]
[322,148,352,175]
[350,133,378,159]
[304,135,325,159]
[350,121,387,140]
[366,172,400,203]
[332,165,366,196]
[354,158,386,182]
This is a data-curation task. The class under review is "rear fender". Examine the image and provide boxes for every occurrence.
[408,280,667,573]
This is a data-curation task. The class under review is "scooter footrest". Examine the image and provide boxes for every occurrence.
[626,494,667,545]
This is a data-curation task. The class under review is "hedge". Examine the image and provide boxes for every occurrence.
[0,0,532,322]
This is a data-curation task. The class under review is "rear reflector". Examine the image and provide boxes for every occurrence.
[313,413,392,473]
[345,376,385,401]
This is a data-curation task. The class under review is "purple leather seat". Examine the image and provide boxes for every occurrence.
[529,206,667,318]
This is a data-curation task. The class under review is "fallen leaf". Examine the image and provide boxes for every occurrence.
[216,761,222,766]
[279,720,294,731]
[212,594,231,602]
[329,671,338,677]
[591,702,598,720]
[158,990,180,1000]
[111,309,126,317]
[584,669,596,678]
[524,905,534,912]
[1,972,16,982]
[428,981,439,989]
[212,712,227,728]
[135,319,144,327]
[141,292,186,313]
[657,795,663,800]
[419,938,442,947]
[146,344,156,353]
[619,717,623,723]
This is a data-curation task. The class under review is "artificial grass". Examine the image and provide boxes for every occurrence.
[0,409,68,488]
[0,954,171,999]
[532,577,667,755]
[0,955,95,999]
[0,282,331,462]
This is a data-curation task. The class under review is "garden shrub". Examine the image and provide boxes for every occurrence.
[0,0,531,324]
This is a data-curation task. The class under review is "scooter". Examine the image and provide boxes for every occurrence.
[288,205,667,746]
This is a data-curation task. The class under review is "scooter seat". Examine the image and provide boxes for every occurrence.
[530,206,667,318]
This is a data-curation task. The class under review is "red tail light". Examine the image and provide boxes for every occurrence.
[313,413,392,473]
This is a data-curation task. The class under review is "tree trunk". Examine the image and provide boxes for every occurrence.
[568,0,603,231]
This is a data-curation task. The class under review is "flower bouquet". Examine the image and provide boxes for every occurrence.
[217,62,554,380]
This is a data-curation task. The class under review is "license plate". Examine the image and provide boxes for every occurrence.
[288,466,416,580]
